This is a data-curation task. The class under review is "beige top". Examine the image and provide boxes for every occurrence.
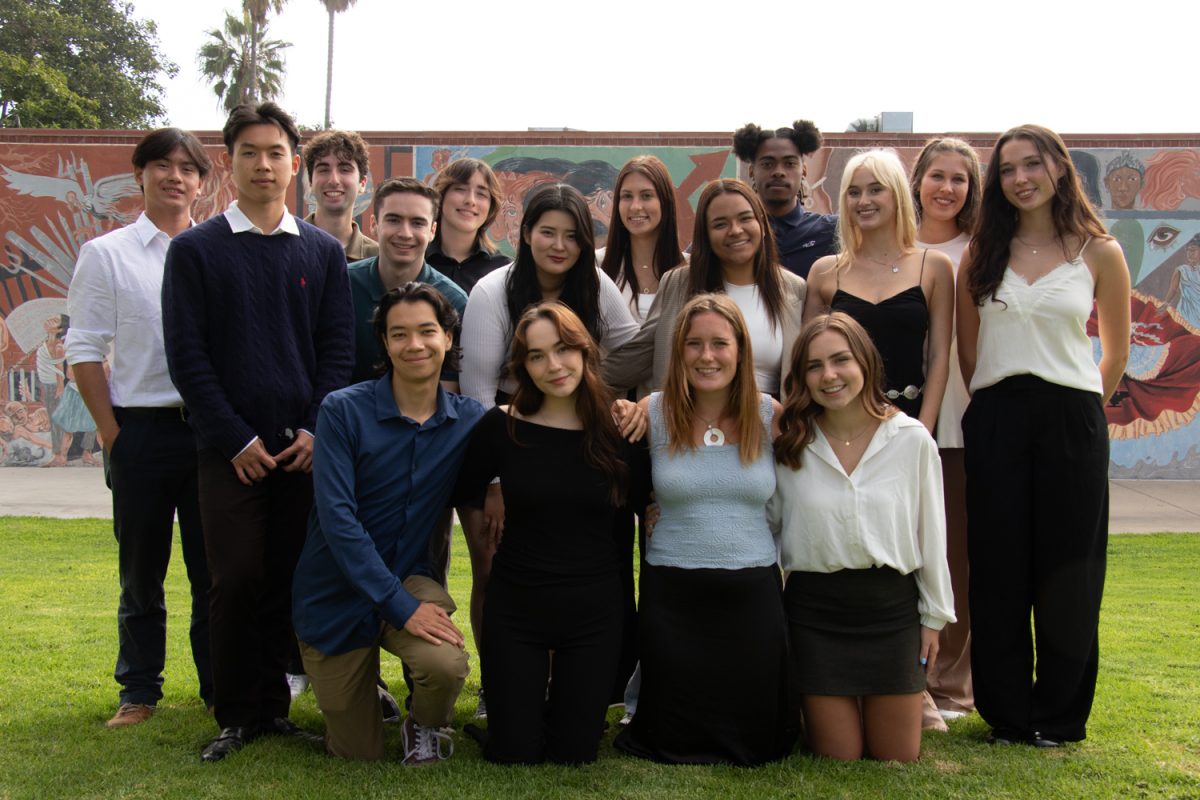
[917,233,970,448]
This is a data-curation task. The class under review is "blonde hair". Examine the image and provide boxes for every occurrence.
[835,149,918,268]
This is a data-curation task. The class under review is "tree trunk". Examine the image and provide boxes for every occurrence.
[323,8,334,129]
[247,14,260,105]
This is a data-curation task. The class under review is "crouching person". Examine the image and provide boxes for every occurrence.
[292,283,485,763]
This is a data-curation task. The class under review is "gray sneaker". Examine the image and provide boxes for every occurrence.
[286,673,309,700]
[473,688,487,720]
[401,715,454,766]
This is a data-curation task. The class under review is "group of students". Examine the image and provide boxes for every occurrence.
[67,100,1130,768]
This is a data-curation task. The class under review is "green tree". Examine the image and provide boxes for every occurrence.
[198,10,290,112]
[319,0,358,129]
[0,0,176,129]
[243,0,287,109]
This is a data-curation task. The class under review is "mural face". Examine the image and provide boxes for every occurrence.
[2,138,1200,477]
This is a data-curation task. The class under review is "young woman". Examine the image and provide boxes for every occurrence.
[598,155,686,322]
[957,124,1130,747]
[429,157,511,295]
[614,293,793,766]
[910,137,983,727]
[458,184,640,708]
[804,150,954,434]
[454,302,648,764]
[770,312,954,762]
[603,179,806,399]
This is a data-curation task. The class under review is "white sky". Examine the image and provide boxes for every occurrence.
[131,0,1194,135]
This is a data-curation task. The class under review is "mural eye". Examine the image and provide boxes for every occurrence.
[1147,225,1180,250]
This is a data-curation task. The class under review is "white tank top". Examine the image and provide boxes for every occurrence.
[970,240,1103,395]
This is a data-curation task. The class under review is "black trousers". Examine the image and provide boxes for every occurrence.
[110,407,211,707]
[481,570,623,764]
[196,447,312,729]
[963,375,1108,742]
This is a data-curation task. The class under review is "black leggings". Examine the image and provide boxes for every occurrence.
[481,570,623,764]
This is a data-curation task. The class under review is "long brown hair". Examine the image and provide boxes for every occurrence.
[431,157,503,254]
[600,155,685,303]
[968,125,1109,306]
[660,293,763,464]
[775,313,890,470]
[688,179,785,331]
[508,302,627,505]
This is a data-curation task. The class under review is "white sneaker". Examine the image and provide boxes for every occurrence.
[473,688,487,720]
[401,715,454,765]
[939,709,968,721]
[286,673,309,700]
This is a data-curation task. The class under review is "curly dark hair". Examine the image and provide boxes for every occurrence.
[732,120,823,163]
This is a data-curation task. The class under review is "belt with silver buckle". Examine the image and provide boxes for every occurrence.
[884,385,922,401]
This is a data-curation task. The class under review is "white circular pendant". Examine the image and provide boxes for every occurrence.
[704,425,725,447]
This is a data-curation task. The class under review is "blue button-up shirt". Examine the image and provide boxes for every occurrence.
[292,377,485,655]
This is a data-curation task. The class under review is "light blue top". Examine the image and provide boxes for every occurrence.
[645,392,778,569]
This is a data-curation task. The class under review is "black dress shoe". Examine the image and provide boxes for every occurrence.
[200,726,258,762]
[987,728,1028,745]
[263,717,323,744]
[1032,732,1065,748]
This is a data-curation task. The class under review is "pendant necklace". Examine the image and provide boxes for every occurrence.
[821,420,874,447]
[697,412,726,447]
[865,252,899,273]
[1016,235,1056,256]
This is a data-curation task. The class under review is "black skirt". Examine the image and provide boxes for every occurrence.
[614,563,795,765]
[785,567,923,696]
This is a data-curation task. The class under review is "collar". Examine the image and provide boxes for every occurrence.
[360,257,438,299]
[772,202,807,230]
[426,237,490,263]
[809,411,915,474]
[225,201,300,236]
[131,212,186,247]
[373,375,458,425]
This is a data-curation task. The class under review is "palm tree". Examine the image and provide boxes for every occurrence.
[198,10,290,111]
[319,0,358,129]
[243,0,287,108]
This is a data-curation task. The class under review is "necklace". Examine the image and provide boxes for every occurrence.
[1016,234,1057,255]
[864,251,899,273]
[636,264,656,293]
[696,412,726,447]
[820,419,874,447]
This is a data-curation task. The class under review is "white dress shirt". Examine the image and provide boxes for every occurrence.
[768,412,956,630]
[65,213,184,407]
[224,201,300,236]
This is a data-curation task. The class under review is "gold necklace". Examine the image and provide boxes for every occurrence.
[1015,234,1057,255]
[820,419,874,447]
[864,252,899,273]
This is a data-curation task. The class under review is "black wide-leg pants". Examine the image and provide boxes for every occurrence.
[963,375,1108,742]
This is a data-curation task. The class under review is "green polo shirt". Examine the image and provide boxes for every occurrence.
[347,257,468,384]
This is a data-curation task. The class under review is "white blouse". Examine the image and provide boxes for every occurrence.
[970,250,1102,395]
[459,263,639,407]
[723,281,784,396]
[768,412,956,630]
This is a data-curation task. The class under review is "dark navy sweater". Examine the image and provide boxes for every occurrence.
[162,214,354,459]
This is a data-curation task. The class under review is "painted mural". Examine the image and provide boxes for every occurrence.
[1,137,1198,478]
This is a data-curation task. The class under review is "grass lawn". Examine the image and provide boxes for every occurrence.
[0,517,1196,800]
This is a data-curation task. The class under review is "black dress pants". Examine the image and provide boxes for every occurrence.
[963,375,1108,742]
[110,407,211,707]
[197,447,312,729]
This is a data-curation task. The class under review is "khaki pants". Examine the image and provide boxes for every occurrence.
[299,576,469,760]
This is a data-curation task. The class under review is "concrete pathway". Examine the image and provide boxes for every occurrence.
[0,468,1195,534]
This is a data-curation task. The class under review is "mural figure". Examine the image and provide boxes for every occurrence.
[1104,151,1145,210]
[1142,149,1200,210]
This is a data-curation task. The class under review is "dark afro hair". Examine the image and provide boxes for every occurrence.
[732,120,823,163]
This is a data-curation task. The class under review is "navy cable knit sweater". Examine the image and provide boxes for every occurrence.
[162,215,353,459]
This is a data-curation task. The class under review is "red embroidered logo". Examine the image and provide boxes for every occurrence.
[300,276,307,288]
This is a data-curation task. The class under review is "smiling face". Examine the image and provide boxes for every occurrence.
[229,122,300,207]
[135,145,203,217]
[998,137,1061,213]
[376,191,437,272]
[441,168,493,239]
[749,137,804,215]
[382,299,451,384]
[705,192,762,270]
[804,329,865,412]
[682,311,739,395]
[918,153,971,227]
[523,209,581,292]
[845,166,896,233]
[522,317,584,400]
[618,172,663,239]
[310,152,365,216]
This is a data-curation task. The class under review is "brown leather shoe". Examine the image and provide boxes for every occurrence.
[106,703,156,728]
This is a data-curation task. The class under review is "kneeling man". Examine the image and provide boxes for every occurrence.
[292,283,484,764]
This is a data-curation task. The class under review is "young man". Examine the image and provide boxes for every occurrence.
[65,128,215,729]
[162,102,353,763]
[302,129,378,260]
[732,120,838,279]
[293,283,483,764]
[348,178,467,385]
[426,158,510,295]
